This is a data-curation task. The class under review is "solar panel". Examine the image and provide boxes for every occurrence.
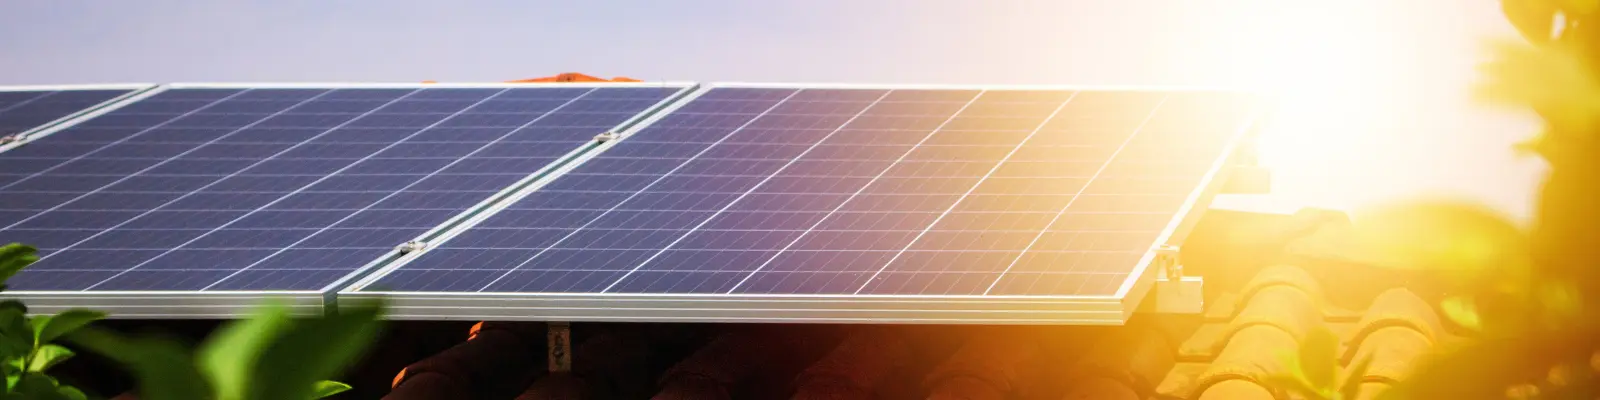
[0,85,149,138]
[343,83,1261,324]
[0,82,693,317]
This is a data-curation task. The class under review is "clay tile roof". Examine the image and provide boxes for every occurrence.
[381,209,1448,400]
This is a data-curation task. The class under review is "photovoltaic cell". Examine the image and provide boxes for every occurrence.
[368,86,1256,299]
[0,88,135,137]
[0,84,685,292]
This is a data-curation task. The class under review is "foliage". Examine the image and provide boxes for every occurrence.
[1266,0,1600,398]
[67,299,385,400]
[0,243,105,400]
[0,243,384,400]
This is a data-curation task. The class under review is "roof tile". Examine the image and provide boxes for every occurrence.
[922,331,1040,398]
[791,327,913,400]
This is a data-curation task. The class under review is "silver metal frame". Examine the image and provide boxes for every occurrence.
[0,84,161,153]
[168,82,696,89]
[6,291,327,319]
[0,84,154,93]
[341,82,1266,325]
[0,82,699,318]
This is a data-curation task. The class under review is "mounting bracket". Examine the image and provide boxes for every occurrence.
[593,131,620,143]
[394,240,427,254]
[547,321,572,373]
[1144,245,1204,314]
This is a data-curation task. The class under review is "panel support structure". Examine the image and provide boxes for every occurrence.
[547,322,572,373]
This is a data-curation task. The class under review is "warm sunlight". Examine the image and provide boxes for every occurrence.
[1179,1,1543,218]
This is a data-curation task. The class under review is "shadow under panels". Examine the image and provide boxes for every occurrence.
[344,83,1263,325]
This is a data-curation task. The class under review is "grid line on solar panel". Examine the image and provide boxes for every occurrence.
[592,90,901,292]
[193,87,608,290]
[361,87,1251,300]
[463,89,808,292]
[0,89,135,137]
[641,90,1081,296]
[715,91,1076,295]
[76,87,518,290]
[0,85,683,292]
[45,88,401,289]
[855,94,1175,297]
[0,90,261,228]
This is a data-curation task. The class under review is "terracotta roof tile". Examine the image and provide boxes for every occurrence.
[791,327,914,400]
[1158,264,1446,400]
[517,372,588,400]
[1065,327,1176,398]
[1344,288,1444,392]
[922,331,1040,399]
[1063,376,1144,400]
[385,322,543,400]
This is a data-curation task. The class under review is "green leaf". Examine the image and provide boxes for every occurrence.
[56,385,86,400]
[4,357,20,391]
[1441,296,1483,332]
[199,300,295,400]
[13,373,66,400]
[1536,280,1581,327]
[1476,40,1600,134]
[310,380,352,399]
[1559,0,1600,14]
[250,299,385,400]
[1300,327,1341,392]
[1503,0,1560,42]
[1340,355,1375,400]
[1262,374,1328,400]
[64,326,210,400]
[0,244,38,288]
[0,301,25,315]
[1378,337,1536,400]
[1350,201,1531,288]
[26,345,72,372]
[0,308,32,359]
[32,309,105,346]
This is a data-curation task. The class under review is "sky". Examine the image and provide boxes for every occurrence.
[0,0,1546,221]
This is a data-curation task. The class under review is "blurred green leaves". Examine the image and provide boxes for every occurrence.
[0,244,103,399]
[0,242,385,400]
[1350,201,1531,288]
[69,299,386,400]
[1475,40,1600,140]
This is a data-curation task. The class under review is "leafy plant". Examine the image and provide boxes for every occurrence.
[0,242,386,400]
[1259,0,1600,398]
[67,298,385,400]
[0,243,107,400]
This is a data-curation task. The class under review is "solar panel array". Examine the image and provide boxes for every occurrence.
[0,85,685,293]
[0,82,1256,323]
[359,86,1255,299]
[0,88,136,137]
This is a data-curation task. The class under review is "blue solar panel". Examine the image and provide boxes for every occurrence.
[0,88,135,137]
[0,85,686,292]
[366,86,1256,298]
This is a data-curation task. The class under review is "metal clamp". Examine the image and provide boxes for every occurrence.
[0,135,21,144]
[395,240,428,254]
[1154,245,1182,281]
[548,322,572,373]
[594,131,620,143]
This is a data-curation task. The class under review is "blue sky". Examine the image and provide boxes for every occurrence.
[0,0,1545,220]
